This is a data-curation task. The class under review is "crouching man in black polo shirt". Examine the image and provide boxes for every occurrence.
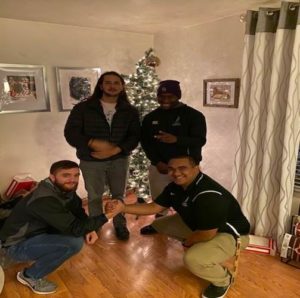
[107,155,250,298]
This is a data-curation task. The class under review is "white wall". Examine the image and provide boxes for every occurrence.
[155,16,244,189]
[0,15,245,196]
[0,18,153,197]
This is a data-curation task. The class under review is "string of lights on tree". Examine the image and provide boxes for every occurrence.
[122,48,160,201]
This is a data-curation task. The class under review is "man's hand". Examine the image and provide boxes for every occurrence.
[155,131,177,143]
[104,200,125,218]
[90,146,121,160]
[88,138,121,159]
[88,139,114,151]
[182,238,193,248]
[156,161,168,174]
[85,231,98,245]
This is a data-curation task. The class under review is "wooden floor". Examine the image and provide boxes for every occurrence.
[1,199,300,297]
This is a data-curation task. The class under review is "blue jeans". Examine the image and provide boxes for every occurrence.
[6,234,84,279]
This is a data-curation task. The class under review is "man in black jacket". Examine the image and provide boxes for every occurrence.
[140,80,207,234]
[0,160,112,295]
[64,71,140,241]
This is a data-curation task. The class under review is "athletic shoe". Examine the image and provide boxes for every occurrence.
[115,225,130,241]
[17,270,57,295]
[202,283,231,298]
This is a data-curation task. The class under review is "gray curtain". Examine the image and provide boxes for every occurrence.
[232,2,300,246]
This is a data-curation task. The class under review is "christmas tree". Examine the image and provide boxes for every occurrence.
[123,48,160,201]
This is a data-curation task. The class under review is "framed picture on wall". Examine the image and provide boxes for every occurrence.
[203,78,240,108]
[56,67,101,111]
[0,64,49,114]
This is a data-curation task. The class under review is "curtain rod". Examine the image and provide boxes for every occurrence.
[239,3,300,23]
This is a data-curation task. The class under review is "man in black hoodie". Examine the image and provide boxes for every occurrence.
[140,80,207,234]
[0,160,111,295]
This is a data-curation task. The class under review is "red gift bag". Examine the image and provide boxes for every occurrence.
[4,174,36,200]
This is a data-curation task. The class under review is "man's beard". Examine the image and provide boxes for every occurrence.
[54,181,78,193]
[103,90,121,97]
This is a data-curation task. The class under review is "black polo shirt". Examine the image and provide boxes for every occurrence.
[155,172,250,236]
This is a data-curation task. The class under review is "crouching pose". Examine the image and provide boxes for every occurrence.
[107,155,250,298]
[0,160,113,295]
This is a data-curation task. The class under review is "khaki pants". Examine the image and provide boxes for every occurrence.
[152,214,249,287]
[148,165,172,216]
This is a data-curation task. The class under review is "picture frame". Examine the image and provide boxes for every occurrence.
[0,64,49,114]
[203,78,240,108]
[56,67,101,111]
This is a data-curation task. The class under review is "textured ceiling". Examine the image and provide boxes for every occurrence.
[0,0,281,34]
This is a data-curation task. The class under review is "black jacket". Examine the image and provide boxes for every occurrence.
[141,104,206,164]
[0,179,108,247]
[64,97,140,161]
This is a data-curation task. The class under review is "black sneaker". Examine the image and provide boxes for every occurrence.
[202,283,230,298]
[140,225,157,235]
[115,226,130,241]
[17,270,57,294]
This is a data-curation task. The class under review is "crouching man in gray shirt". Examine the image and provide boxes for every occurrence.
[0,160,112,295]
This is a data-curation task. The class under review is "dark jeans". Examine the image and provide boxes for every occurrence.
[7,234,84,279]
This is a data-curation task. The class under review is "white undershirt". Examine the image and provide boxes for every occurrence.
[101,101,116,126]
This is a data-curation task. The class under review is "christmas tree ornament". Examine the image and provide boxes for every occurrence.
[145,56,161,67]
